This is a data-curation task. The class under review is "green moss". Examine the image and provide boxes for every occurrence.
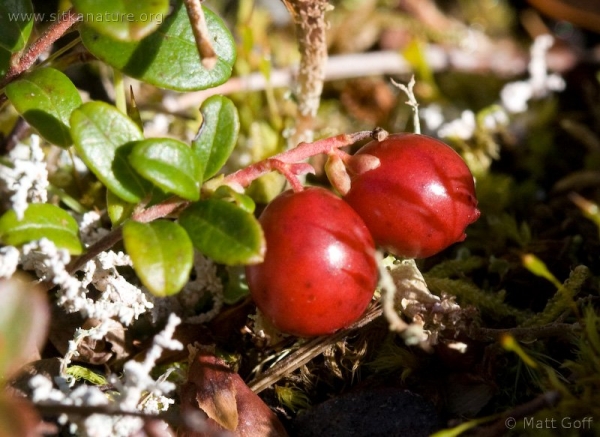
[425,276,529,322]
[520,266,590,328]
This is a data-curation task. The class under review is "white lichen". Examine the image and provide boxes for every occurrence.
[78,210,110,246]
[60,320,115,380]
[113,314,183,412]
[420,104,445,132]
[431,34,563,144]
[30,314,183,437]
[437,110,476,140]
[0,134,48,219]
[80,250,153,325]
[150,252,223,325]
[18,238,152,325]
[500,34,565,113]
[0,245,20,278]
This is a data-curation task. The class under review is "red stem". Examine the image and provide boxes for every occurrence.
[132,197,186,223]
[65,128,387,273]
[223,128,386,189]
[0,8,81,89]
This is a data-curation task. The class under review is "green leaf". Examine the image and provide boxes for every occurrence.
[223,266,249,305]
[212,185,255,213]
[70,101,151,203]
[47,185,87,214]
[0,276,49,381]
[179,199,265,265]
[106,189,135,227]
[0,0,33,52]
[0,204,83,254]
[129,138,199,201]
[80,1,236,91]
[5,68,83,147]
[72,0,169,41]
[107,186,170,227]
[192,95,240,181]
[123,220,193,296]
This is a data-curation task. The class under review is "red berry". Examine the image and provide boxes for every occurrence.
[246,187,378,337]
[344,133,480,259]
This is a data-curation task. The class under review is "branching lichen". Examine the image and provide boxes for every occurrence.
[30,314,183,437]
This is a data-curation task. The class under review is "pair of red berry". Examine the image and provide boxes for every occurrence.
[246,133,480,337]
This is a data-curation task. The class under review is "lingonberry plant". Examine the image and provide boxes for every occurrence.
[246,187,378,336]
[6,0,585,435]
[344,133,481,259]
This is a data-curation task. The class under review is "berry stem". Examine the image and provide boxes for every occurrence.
[267,159,308,192]
[222,128,387,189]
[65,129,387,276]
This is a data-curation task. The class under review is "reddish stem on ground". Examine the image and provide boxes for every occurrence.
[0,9,81,89]
[222,128,387,190]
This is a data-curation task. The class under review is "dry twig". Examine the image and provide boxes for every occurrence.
[183,0,218,70]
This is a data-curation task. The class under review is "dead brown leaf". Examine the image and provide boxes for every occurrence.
[179,347,288,437]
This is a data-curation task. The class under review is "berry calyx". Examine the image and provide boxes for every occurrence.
[246,187,378,336]
[344,133,480,259]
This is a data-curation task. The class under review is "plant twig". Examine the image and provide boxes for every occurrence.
[221,128,387,189]
[0,117,30,155]
[183,0,217,70]
[65,197,185,275]
[162,41,585,113]
[64,129,386,277]
[0,8,81,90]
[472,391,562,437]
[66,227,123,275]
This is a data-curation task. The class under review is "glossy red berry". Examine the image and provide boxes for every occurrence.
[246,187,378,337]
[344,133,480,259]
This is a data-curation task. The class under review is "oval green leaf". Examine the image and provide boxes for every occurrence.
[178,199,265,265]
[129,138,200,201]
[0,204,83,254]
[192,95,240,181]
[123,220,193,296]
[5,68,83,147]
[79,1,236,91]
[72,0,169,41]
[70,101,150,203]
[0,0,33,52]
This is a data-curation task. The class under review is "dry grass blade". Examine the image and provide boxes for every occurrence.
[248,303,382,394]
